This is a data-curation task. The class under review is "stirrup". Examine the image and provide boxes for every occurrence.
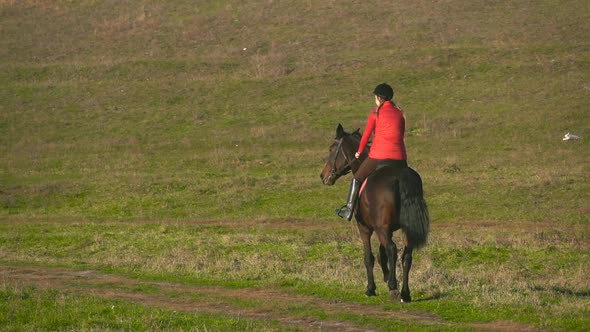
[336,205,354,221]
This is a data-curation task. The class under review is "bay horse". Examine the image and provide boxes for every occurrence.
[320,124,430,302]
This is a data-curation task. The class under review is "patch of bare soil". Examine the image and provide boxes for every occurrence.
[1,265,442,332]
[0,264,549,331]
[1,218,568,331]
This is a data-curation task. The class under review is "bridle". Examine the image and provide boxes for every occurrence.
[326,137,358,183]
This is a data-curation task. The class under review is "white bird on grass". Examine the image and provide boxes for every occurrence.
[563,133,581,141]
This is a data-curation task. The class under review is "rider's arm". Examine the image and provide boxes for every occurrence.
[357,112,376,155]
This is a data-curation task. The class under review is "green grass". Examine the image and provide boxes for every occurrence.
[0,285,292,332]
[1,0,589,330]
[1,219,588,330]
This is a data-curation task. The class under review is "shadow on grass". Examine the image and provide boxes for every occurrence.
[534,286,590,298]
[413,292,448,302]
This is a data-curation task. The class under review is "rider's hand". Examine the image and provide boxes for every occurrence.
[355,152,361,159]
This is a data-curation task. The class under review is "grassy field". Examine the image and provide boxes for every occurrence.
[1,0,589,331]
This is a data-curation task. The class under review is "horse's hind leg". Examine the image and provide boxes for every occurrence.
[359,227,377,296]
[376,230,399,301]
[378,244,389,283]
[401,246,413,302]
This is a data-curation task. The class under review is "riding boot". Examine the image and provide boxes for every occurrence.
[336,178,361,221]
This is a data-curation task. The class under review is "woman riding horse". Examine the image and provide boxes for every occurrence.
[336,83,407,221]
[322,84,429,302]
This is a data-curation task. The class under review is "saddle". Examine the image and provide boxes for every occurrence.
[359,160,408,196]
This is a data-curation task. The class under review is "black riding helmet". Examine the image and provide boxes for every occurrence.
[373,83,394,101]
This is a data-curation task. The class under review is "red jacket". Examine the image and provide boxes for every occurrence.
[357,101,407,160]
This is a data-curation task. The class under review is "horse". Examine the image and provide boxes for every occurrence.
[320,124,430,302]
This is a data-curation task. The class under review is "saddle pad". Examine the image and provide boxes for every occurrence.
[359,178,369,196]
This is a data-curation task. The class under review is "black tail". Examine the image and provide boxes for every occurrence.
[399,167,430,249]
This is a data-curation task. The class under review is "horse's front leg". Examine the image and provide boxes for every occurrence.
[401,246,413,302]
[359,227,376,297]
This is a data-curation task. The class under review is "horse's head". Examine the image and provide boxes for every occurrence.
[320,124,362,185]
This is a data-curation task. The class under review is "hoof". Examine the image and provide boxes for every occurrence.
[389,289,401,302]
[365,289,377,297]
[401,290,411,303]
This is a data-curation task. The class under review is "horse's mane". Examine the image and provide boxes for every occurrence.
[349,129,370,150]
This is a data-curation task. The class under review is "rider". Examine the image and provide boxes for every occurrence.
[336,83,408,221]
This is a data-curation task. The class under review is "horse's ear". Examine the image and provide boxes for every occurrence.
[336,123,345,139]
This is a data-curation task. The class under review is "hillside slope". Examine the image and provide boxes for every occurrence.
[1,0,588,223]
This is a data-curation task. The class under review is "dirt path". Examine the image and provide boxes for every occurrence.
[0,218,561,331]
[1,265,446,332]
[0,265,547,332]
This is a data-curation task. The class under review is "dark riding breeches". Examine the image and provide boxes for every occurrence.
[354,158,408,182]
